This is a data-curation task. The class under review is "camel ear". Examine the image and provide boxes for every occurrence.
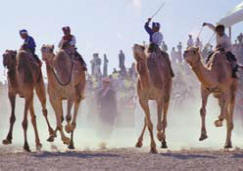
[196,47,200,52]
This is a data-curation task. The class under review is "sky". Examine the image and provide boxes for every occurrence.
[0,0,243,80]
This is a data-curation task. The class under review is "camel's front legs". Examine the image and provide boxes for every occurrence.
[22,96,32,152]
[3,93,16,145]
[29,99,42,151]
[50,97,70,145]
[35,77,55,142]
[136,117,146,148]
[156,100,164,145]
[199,88,210,141]
[215,93,230,127]
[65,99,73,134]
[139,99,157,153]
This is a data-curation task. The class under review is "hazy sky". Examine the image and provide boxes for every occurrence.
[0,0,243,79]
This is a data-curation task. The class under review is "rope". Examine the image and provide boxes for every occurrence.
[51,57,74,87]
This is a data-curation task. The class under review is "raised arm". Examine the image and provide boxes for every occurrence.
[144,18,153,35]
[203,22,216,32]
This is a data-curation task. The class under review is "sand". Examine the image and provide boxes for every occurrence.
[0,147,243,171]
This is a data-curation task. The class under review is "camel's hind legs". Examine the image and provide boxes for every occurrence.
[199,88,209,141]
[29,99,42,151]
[35,76,55,142]
[68,97,82,149]
[160,101,169,149]
[139,99,157,153]
[225,85,237,149]
[136,118,146,148]
[2,93,16,145]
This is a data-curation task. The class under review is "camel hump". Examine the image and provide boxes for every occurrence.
[17,50,37,84]
[147,50,169,89]
[53,50,73,85]
[209,51,232,83]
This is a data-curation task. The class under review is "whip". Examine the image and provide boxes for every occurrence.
[151,2,166,19]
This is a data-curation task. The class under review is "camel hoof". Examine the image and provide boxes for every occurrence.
[199,134,208,141]
[68,144,75,150]
[36,143,42,151]
[150,148,158,154]
[135,141,143,148]
[2,139,12,145]
[47,136,55,142]
[214,120,223,127]
[62,137,71,145]
[224,143,232,149]
[24,143,31,152]
[161,141,168,149]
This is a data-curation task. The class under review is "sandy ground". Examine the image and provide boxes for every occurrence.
[0,147,242,171]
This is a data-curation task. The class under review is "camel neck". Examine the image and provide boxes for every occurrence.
[191,58,215,87]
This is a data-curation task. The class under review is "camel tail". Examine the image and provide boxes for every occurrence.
[17,52,33,84]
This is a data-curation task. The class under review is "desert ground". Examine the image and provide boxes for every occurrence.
[0,147,243,171]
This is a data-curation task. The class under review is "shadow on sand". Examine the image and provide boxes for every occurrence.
[32,151,120,159]
[161,153,217,160]
[231,153,243,158]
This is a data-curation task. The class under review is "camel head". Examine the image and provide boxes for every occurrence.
[133,44,146,62]
[2,50,17,69]
[41,44,55,62]
[183,47,201,66]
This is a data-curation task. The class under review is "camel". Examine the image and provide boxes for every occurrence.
[184,47,238,148]
[133,44,173,153]
[2,49,54,152]
[41,45,86,149]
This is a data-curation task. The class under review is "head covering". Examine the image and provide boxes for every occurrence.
[19,29,28,35]
[152,22,160,29]
[215,24,225,32]
[62,26,71,32]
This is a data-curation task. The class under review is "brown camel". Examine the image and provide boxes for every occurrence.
[184,47,238,148]
[2,49,54,152]
[41,45,86,149]
[133,44,173,153]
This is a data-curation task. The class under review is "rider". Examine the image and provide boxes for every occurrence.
[203,22,238,78]
[19,29,42,66]
[58,26,87,71]
[144,18,174,77]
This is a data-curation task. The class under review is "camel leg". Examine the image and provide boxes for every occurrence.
[161,100,169,149]
[22,96,32,152]
[68,98,81,149]
[29,99,42,151]
[215,93,230,127]
[225,87,236,148]
[65,99,74,134]
[139,99,157,153]
[50,97,70,145]
[136,117,146,148]
[156,100,163,142]
[35,76,55,142]
[199,88,210,141]
[2,93,16,145]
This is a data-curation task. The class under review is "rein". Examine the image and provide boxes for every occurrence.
[47,55,74,87]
